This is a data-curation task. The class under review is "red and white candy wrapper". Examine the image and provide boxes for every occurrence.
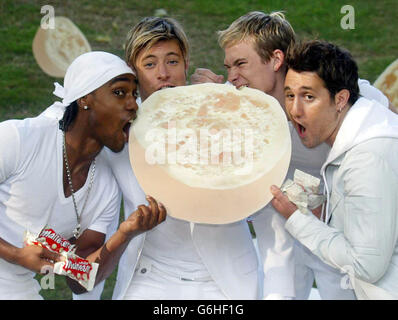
[54,256,99,291]
[24,226,98,291]
[24,227,75,256]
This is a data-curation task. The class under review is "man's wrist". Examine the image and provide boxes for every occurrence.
[8,245,23,266]
[285,208,302,222]
[107,227,138,252]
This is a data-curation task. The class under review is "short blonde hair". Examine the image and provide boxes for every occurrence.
[125,17,190,69]
[218,11,296,63]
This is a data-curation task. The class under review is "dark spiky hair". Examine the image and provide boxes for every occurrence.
[286,40,360,105]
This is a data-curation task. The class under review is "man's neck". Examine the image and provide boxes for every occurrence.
[269,73,288,117]
[64,120,101,172]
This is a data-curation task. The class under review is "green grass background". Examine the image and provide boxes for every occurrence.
[0,0,396,299]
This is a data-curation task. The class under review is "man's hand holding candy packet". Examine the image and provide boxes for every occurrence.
[53,254,98,291]
[24,227,75,256]
[24,227,98,291]
[280,169,326,215]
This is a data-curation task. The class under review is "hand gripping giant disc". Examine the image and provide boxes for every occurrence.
[32,16,91,78]
[374,58,398,113]
[129,83,291,224]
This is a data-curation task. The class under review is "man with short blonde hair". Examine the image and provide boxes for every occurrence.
[218,11,295,66]
[123,17,189,103]
[125,16,189,72]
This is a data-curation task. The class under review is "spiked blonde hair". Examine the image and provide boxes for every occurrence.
[218,11,296,63]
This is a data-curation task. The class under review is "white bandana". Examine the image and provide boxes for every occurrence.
[41,51,135,119]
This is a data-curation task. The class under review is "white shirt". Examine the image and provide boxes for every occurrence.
[141,217,210,279]
[0,116,120,292]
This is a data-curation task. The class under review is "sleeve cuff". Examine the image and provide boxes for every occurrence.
[87,224,107,235]
[284,209,319,238]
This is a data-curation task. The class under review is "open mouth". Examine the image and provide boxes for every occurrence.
[237,84,249,90]
[296,123,306,138]
[158,85,175,91]
[123,122,131,142]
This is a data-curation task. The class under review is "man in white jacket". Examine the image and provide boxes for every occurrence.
[271,39,398,299]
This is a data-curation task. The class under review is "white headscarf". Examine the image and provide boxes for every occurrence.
[41,51,135,119]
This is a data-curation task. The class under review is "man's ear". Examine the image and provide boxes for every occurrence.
[77,95,89,109]
[334,89,350,112]
[272,49,285,72]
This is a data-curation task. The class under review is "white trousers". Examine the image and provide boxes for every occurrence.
[124,258,228,300]
[0,277,43,300]
[294,241,356,300]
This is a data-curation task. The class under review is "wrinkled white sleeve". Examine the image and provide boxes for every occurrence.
[88,189,121,236]
[102,146,147,220]
[0,121,20,184]
[252,207,295,298]
[285,151,397,284]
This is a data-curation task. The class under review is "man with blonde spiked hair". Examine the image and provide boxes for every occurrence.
[192,10,390,299]
[193,11,295,106]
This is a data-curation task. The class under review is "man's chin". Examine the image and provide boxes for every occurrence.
[108,142,127,153]
[301,138,318,149]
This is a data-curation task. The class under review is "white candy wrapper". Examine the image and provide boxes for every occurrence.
[293,169,321,194]
[281,169,326,214]
[54,256,99,291]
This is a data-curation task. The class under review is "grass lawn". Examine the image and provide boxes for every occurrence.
[1,0,397,299]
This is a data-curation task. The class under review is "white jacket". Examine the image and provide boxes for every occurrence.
[108,145,295,300]
[286,97,398,299]
[113,219,261,300]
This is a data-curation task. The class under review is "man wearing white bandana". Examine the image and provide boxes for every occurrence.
[271,40,398,299]
[0,51,166,299]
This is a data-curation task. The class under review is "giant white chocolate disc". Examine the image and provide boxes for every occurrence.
[32,16,91,78]
[374,58,398,112]
[129,83,291,224]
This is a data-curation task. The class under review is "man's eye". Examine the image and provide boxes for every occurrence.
[144,62,154,68]
[114,89,125,97]
[285,93,294,99]
[305,94,314,100]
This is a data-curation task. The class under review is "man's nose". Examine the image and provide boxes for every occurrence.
[227,67,239,84]
[126,94,138,111]
[157,63,169,80]
[288,97,303,119]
